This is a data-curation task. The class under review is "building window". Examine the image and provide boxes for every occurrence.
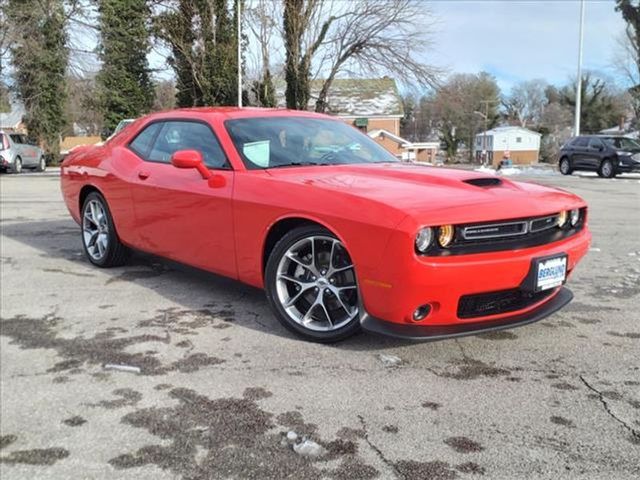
[516,137,522,143]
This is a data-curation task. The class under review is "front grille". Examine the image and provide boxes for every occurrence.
[462,221,528,240]
[424,208,586,256]
[457,288,555,319]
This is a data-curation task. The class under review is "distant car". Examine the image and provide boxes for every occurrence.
[61,107,590,343]
[0,131,46,173]
[559,135,640,178]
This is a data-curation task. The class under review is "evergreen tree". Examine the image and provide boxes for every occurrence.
[97,0,154,133]
[6,0,68,160]
[154,0,242,107]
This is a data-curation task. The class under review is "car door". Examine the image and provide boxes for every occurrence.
[570,137,589,169]
[126,119,237,278]
[586,137,605,170]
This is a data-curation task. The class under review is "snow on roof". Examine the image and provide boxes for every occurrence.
[367,128,409,145]
[0,101,25,130]
[276,78,404,117]
[476,126,541,137]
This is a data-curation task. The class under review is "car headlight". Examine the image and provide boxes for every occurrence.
[415,227,434,253]
[570,209,580,226]
[558,211,568,228]
[438,225,454,248]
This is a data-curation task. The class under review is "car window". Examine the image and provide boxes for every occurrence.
[573,137,588,147]
[0,133,7,150]
[225,116,398,169]
[147,121,228,168]
[9,134,23,144]
[601,136,640,150]
[129,123,162,159]
[588,138,603,149]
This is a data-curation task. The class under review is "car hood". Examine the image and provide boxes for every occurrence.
[266,163,586,225]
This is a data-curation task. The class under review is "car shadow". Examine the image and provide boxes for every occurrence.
[2,219,411,351]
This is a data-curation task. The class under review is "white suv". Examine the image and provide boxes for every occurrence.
[0,131,46,173]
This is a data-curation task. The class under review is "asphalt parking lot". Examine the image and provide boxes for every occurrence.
[1,168,639,479]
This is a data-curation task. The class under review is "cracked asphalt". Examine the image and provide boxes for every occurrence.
[1,168,639,479]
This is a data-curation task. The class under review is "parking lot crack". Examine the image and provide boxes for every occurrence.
[579,375,640,441]
[357,415,400,479]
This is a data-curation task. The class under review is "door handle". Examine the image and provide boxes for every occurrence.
[138,171,150,180]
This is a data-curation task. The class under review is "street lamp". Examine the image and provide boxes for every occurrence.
[473,110,488,165]
[237,0,242,108]
[574,0,586,136]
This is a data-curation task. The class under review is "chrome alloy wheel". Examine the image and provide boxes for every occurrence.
[82,199,109,261]
[601,160,613,178]
[275,236,358,332]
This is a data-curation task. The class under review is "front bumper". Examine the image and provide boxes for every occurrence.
[361,287,572,340]
[357,225,590,337]
[616,162,640,173]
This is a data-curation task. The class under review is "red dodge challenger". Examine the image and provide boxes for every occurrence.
[61,108,591,342]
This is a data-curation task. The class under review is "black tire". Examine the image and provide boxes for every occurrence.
[598,159,616,178]
[559,157,572,175]
[36,156,46,172]
[81,192,129,267]
[265,225,361,343]
[11,157,22,174]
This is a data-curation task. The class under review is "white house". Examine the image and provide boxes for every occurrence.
[474,126,541,166]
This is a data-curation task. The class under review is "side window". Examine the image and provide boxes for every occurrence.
[148,121,228,168]
[573,137,588,147]
[10,134,23,144]
[129,123,162,159]
[588,138,603,150]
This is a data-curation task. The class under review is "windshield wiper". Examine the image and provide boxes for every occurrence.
[268,161,327,168]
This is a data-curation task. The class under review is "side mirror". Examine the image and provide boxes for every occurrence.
[171,150,211,179]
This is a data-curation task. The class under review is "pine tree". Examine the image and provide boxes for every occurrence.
[97,0,154,133]
[6,0,68,160]
[154,0,243,108]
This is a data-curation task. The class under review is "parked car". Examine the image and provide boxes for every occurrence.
[559,135,640,178]
[0,131,46,173]
[61,108,590,343]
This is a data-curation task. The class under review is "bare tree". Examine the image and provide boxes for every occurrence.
[313,0,441,113]
[502,79,548,127]
[245,0,280,106]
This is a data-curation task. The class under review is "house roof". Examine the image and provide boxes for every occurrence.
[276,78,404,117]
[475,126,541,137]
[368,129,409,145]
[368,129,439,150]
[0,101,25,130]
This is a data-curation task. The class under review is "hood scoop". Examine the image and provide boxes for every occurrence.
[463,177,503,188]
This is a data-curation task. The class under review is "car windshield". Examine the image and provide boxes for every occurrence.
[601,137,640,151]
[225,116,398,169]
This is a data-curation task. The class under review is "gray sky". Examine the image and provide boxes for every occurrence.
[427,0,627,91]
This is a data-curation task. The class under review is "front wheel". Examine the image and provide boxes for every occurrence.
[81,192,129,267]
[265,226,361,343]
[559,157,572,175]
[11,157,22,174]
[598,159,616,178]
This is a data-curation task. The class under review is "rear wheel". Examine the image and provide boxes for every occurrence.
[36,156,46,172]
[265,226,361,343]
[81,192,129,267]
[598,159,615,178]
[559,157,572,175]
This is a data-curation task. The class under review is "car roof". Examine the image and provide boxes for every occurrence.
[147,107,333,121]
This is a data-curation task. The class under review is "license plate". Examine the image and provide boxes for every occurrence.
[535,255,567,291]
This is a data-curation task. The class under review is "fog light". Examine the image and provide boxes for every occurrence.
[412,304,432,321]
[557,210,567,228]
[570,209,580,226]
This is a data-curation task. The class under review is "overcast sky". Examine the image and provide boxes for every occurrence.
[426,0,627,91]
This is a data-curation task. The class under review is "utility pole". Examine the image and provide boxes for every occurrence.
[574,0,585,136]
[237,0,242,108]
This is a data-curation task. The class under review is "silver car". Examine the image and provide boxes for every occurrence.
[0,130,46,173]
